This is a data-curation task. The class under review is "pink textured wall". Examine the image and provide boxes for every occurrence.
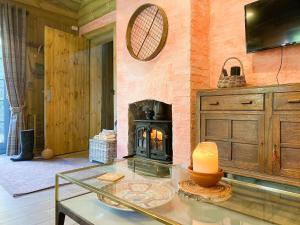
[116,0,193,164]
[191,0,210,151]
[209,0,300,87]
[86,0,300,165]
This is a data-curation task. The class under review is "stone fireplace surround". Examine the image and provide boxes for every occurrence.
[116,88,193,164]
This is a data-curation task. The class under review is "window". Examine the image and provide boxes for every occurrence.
[0,39,10,154]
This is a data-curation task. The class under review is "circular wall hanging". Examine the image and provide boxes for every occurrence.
[126,4,168,61]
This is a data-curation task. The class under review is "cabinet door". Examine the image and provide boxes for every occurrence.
[272,114,300,179]
[201,114,264,172]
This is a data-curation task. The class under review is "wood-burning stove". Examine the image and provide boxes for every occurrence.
[134,120,172,162]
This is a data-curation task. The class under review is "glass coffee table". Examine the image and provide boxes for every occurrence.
[55,158,300,225]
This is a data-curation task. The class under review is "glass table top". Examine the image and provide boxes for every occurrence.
[56,158,300,225]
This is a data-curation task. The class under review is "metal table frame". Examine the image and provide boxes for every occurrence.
[55,160,179,225]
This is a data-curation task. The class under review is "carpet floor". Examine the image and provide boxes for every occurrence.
[0,152,96,197]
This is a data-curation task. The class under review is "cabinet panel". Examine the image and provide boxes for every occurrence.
[206,119,229,138]
[272,114,300,179]
[214,140,231,161]
[280,121,300,145]
[281,147,300,170]
[232,120,258,143]
[201,114,264,172]
[232,143,258,164]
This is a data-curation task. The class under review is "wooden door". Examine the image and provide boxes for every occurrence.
[201,114,264,173]
[272,114,300,179]
[45,27,89,155]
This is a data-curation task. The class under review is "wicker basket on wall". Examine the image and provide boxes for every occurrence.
[217,57,246,88]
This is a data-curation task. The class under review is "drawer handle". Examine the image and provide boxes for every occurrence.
[209,102,219,106]
[288,99,300,103]
[241,100,253,105]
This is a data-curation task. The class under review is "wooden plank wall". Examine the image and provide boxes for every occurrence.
[89,43,102,137]
[101,41,114,130]
[78,0,115,26]
[45,27,90,155]
[80,17,116,134]
[11,0,77,20]
[10,0,116,151]
[89,41,114,137]
[13,1,78,151]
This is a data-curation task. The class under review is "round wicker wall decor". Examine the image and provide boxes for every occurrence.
[126,4,168,61]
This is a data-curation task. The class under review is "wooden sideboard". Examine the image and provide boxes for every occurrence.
[197,83,300,187]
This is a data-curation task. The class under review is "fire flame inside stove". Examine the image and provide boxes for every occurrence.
[150,129,163,141]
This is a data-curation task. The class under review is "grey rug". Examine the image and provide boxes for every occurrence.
[0,153,96,197]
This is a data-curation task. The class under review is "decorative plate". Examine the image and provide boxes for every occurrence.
[126,4,168,61]
[97,180,175,211]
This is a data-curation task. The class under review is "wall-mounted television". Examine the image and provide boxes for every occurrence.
[245,0,300,53]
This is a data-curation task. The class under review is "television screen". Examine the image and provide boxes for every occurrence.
[245,0,300,53]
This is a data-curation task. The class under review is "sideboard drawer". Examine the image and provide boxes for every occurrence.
[274,92,300,110]
[201,94,264,111]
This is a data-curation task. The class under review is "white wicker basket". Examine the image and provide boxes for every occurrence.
[89,138,116,164]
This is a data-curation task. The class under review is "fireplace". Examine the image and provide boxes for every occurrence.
[128,100,173,162]
[135,120,172,162]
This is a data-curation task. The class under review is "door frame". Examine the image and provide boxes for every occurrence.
[82,23,116,136]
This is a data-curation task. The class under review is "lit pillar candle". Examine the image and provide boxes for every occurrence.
[192,142,219,173]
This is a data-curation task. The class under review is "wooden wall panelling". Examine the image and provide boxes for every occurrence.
[46,0,82,12]
[83,17,116,137]
[89,41,115,137]
[25,47,45,151]
[78,0,116,26]
[12,0,77,20]
[26,7,77,47]
[22,4,78,151]
[89,43,102,137]
[45,27,89,155]
[79,10,116,127]
[101,41,114,130]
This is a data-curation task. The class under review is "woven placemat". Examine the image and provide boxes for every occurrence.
[178,180,232,203]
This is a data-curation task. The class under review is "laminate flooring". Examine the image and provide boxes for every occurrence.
[0,185,77,225]
[0,152,89,225]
